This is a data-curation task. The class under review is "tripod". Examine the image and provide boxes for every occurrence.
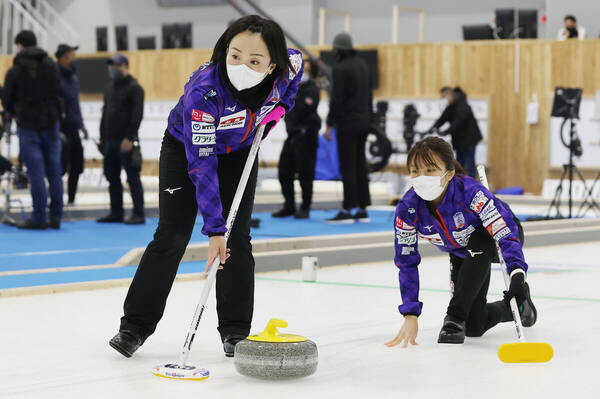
[0,121,26,225]
[546,113,600,218]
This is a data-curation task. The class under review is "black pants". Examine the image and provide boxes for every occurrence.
[61,127,84,203]
[446,219,524,337]
[120,131,258,341]
[103,138,145,218]
[336,127,371,210]
[455,146,476,178]
[278,131,318,211]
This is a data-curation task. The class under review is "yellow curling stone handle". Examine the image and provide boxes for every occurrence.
[246,319,307,343]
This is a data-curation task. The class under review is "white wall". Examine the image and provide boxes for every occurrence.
[546,0,600,40]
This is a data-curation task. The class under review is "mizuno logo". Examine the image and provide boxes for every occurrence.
[468,250,483,257]
[225,105,236,112]
[164,187,183,195]
[424,225,433,232]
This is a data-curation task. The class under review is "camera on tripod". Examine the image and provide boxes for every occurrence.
[551,87,583,157]
[546,87,600,219]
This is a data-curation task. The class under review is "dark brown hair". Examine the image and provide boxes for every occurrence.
[407,136,466,175]
[211,15,293,77]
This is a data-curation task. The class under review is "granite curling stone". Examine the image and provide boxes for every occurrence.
[234,319,318,379]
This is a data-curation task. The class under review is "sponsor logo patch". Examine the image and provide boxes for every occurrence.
[453,212,465,229]
[203,89,217,100]
[225,105,236,113]
[289,52,303,80]
[482,209,501,228]
[470,190,489,213]
[487,217,507,236]
[493,227,511,242]
[218,110,246,130]
[198,147,214,157]
[191,121,215,134]
[401,246,415,255]
[480,200,496,219]
[396,229,417,245]
[395,217,415,231]
[408,207,416,214]
[192,133,216,145]
[452,225,476,247]
[191,109,214,123]
[419,232,444,246]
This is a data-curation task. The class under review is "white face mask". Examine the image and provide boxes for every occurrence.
[226,63,269,91]
[410,171,449,201]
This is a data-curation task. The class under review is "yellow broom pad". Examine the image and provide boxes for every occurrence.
[498,342,554,363]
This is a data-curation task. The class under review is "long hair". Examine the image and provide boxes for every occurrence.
[407,136,467,175]
[210,15,292,76]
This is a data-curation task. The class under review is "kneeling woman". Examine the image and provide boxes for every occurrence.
[386,137,537,347]
[109,15,303,357]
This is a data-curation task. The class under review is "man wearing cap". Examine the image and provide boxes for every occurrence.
[2,30,63,229]
[56,43,87,205]
[324,32,373,224]
[97,53,145,224]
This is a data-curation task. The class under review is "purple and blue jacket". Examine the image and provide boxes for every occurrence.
[394,175,528,316]
[167,49,304,235]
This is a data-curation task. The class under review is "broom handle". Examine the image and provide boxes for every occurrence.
[178,125,265,367]
[477,165,526,343]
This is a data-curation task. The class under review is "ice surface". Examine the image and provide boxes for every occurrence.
[1,242,599,398]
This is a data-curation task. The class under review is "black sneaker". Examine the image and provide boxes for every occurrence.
[272,207,295,218]
[124,215,145,225]
[353,209,370,223]
[437,315,466,344]
[109,331,143,358]
[97,214,124,223]
[325,211,354,224]
[16,219,47,230]
[294,209,309,219]
[48,218,61,229]
[222,334,246,358]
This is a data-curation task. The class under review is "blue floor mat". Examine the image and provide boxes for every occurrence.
[0,210,396,272]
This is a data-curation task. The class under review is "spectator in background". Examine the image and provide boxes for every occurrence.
[325,32,372,224]
[56,43,87,205]
[557,15,586,40]
[272,58,321,219]
[97,54,145,225]
[429,86,482,178]
[2,30,63,229]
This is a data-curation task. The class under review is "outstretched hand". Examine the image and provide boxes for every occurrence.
[385,315,419,348]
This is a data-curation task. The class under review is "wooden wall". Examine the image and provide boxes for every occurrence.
[1,40,599,193]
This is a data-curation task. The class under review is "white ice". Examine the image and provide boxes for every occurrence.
[1,241,599,399]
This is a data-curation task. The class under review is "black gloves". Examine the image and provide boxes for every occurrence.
[504,271,526,304]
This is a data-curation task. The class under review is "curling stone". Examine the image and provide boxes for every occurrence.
[234,319,318,379]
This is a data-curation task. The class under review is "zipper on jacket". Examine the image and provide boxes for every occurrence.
[240,110,255,143]
[435,209,460,248]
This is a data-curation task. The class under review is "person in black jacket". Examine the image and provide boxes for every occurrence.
[429,86,482,177]
[324,32,372,223]
[2,30,63,230]
[97,54,145,225]
[272,58,321,219]
[56,43,87,205]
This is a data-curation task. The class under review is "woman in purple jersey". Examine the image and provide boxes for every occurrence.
[385,137,537,347]
[109,15,303,358]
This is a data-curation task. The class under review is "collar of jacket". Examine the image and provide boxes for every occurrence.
[420,176,459,217]
[59,64,76,77]
[112,74,133,87]
[218,61,277,113]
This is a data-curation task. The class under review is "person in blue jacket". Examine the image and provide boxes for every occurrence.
[109,15,303,358]
[385,137,537,347]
